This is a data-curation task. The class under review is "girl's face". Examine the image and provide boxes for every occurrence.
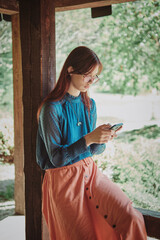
[68,65,99,96]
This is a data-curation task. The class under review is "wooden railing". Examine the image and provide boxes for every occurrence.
[137,208,160,239]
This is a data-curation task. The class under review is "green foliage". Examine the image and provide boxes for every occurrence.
[96,0,160,95]
[0,118,14,164]
[119,125,160,141]
[0,20,13,112]
[0,183,14,201]
[56,0,160,95]
[0,1,159,111]
[0,130,14,164]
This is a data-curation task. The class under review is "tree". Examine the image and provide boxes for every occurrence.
[0,0,159,111]
[56,0,160,95]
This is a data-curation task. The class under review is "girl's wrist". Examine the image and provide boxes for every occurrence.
[84,133,93,147]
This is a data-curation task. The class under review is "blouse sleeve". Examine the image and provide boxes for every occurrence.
[89,99,106,155]
[38,102,88,168]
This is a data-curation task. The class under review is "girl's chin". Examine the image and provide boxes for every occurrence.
[79,86,89,92]
[83,85,90,90]
[81,88,88,92]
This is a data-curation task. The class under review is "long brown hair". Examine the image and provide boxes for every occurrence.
[37,46,103,120]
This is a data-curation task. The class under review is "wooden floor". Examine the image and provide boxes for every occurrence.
[0,215,25,240]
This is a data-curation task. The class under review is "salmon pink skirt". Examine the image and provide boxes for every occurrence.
[42,157,147,240]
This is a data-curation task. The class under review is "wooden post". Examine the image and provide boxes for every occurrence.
[41,0,56,98]
[19,0,56,239]
[12,13,25,215]
[41,1,56,239]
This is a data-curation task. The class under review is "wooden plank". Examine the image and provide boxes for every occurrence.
[0,0,136,14]
[12,13,25,215]
[91,6,112,18]
[55,0,136,11]
[0,0,19,14]
[137,208,160,239]
[19,0,56,239]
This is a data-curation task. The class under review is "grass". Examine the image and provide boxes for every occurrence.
[119,125,160,141]
[93,125,160,211]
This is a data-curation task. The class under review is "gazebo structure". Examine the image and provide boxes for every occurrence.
[0,0,160,239]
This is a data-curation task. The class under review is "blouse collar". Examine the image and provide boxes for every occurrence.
[65,92,81,103]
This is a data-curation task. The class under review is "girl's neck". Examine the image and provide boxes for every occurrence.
[67,85,80,97]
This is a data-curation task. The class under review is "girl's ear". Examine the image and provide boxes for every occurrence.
[67,66,74,75]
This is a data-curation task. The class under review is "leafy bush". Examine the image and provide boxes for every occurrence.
[0,118,14,164]
[0,131,14,163]
[0,183,14,201]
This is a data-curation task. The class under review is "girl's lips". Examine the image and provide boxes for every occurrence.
[84,85,90,89]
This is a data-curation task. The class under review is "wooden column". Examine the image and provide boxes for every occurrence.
[19,0,56,239]
[12,13,25,215]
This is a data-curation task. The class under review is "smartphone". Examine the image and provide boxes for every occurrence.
[110,123,123,131]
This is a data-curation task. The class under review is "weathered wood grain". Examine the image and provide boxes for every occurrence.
[55,0,136,11]
[12,13,25,215]
[0,0,18,14]
[19,0,56,239]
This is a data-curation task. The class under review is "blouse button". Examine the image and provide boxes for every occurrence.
[89,196,92,199]
[86,187,89,190]
[104,215,108,219]
[96,205,99,209]
[113,224,116,228]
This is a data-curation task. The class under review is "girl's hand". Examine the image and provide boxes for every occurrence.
[110,125,123,139]
[84,124,115,147]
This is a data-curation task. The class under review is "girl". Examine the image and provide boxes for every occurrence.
[36,46,147,240]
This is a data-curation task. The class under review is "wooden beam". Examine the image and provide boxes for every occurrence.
[12,13,25,215]
[19,0,56,238]
[137,208,160,239]
[3,14,12,21]
[0,0,19,15]
[0,0,136,15]
[91,6,112,18]
[55,0,137,12]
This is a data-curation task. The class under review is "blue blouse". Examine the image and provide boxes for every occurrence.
[36,92,106,170]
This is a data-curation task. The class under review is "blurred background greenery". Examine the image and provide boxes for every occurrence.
[0,0,160,219]
[0,0,160,114]
[55,0,160,95]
